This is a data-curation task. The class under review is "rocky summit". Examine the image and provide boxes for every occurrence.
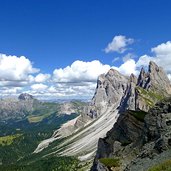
[120,61,171,113]
[91,62,171,171]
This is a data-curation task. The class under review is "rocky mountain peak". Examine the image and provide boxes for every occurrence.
[137,61,171,92]
[88,68,128,118]
[137,67,148,87]
[106,68,121,77]
[148,61,171,94]
[18,93,34,101]
[92,62,171,171]
[130,73,137,84]
[149,60,160,73]
[119,61,171,112]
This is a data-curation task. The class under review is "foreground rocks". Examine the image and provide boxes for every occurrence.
[92,98,171,171]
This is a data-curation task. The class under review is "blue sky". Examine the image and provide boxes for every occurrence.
[0,0,171,99]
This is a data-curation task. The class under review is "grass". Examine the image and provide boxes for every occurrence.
[0,134,21,146]
[148,159,171,171]
[27,102,59,123]
[27,113,51,123]
[27,101,85,123]
[136,87,164,107]
[99,158,120,168]
[0,156,81,171]
[129,110,147,122]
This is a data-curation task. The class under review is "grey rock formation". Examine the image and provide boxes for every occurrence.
[55,68,130,137]
[119,74,137,111]
[58,68,129,136]
[148,61,171,94]
[40,69,130,158]
[120,61,171,112]
[137,61,171,94]
[137,67,148,88]
[92,98,171,171]
[84,69,128,119]
[92,62,171,171]
[57,61,170,139]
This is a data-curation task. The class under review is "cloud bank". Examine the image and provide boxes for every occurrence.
[1,39,171,99]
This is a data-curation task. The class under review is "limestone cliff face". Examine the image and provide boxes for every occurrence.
[119,74,137,111]
[87,69,128,118]
[146,61,171,94]
[92,62,171,171]
[69,69,129,131]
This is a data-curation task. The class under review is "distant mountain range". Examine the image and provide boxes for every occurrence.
[0,93,86,121]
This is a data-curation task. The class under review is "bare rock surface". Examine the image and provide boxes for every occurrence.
[92,62,171,171]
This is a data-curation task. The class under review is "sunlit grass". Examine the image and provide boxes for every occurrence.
[0,134,21,146]
[99,158,120,168]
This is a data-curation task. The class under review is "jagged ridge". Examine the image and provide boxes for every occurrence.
[92,62,171,171]
[35,61,171,168]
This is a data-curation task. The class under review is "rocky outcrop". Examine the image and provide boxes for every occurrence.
[119,74,137,111]
[148,61,171,94]
[92,98,171,171]
[92,62,171,171]
[89,69,128,117]
[137,61,171,94]
[119,61,171,112]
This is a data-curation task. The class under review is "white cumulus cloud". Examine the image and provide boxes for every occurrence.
[1,40,171,100]
[31,83,48,91]
[53,60,111,83]
[34,73,51,83]
[114,59,138,76]
[136,41,171,73]
[104,35,134,53]
[0,54,39,81]
[152,41,171,55]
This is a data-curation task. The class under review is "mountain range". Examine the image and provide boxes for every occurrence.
[0,61,171,171]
